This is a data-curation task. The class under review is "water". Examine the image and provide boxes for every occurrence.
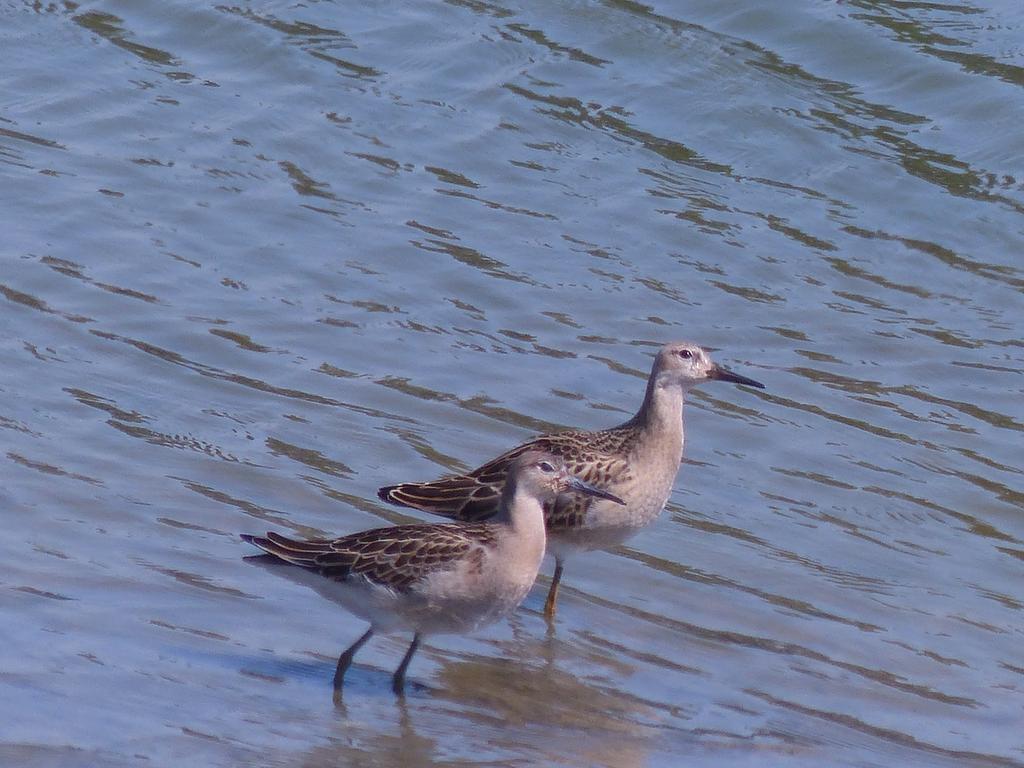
[2,0,1022,765]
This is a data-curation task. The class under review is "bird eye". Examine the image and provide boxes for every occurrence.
[538,461,555,473]
[677,349,692,360]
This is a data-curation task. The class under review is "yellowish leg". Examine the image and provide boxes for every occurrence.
[544,560,564,620]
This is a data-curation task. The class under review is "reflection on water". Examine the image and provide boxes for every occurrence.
[2,0,1022,765]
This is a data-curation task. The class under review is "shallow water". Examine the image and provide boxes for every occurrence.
[2,0,1023,765]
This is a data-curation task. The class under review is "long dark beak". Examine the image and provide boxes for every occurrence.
[565,475,625,506]
[709,363,765,389]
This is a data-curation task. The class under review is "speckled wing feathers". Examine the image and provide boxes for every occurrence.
[377,425,640,526]
[242,524,498,593]
[376,473,503,521]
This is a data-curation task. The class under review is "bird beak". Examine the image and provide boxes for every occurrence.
[565,475,626,505]
[708,363,765,389]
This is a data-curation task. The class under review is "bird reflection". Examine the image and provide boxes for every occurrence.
[305,624,655,768]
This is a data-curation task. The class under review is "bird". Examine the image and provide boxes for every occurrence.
[241,450,624,694]
[377,341,765,620]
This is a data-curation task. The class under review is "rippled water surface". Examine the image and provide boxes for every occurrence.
[3,0,1023,765]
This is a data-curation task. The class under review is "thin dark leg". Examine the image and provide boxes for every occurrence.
[392,633,422,695]
[333,627,374,690]
[543,559,564,620]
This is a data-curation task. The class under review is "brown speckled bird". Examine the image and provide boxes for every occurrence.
[378,341,764,620]
[242,450,622,694]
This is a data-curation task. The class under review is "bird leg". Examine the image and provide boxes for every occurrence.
[543,559,564,621]
[334,627,374,690]
[392,633,422,695]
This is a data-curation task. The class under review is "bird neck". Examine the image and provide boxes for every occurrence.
[497,480,547,536]
[627,375,686,469]
[635,375,685,433]
[494,480,548,574]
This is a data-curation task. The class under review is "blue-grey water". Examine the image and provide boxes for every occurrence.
[2,1,1023,766]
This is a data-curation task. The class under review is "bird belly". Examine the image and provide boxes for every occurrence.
[310,568,507,636]
[547,479,673,558]
[413,561,535,634]
[245,558,416,633]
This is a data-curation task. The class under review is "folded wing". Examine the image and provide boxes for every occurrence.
[242,524,497,593]
[377,427,636,525]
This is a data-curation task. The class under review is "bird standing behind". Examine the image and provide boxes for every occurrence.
[378,341,764,619]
